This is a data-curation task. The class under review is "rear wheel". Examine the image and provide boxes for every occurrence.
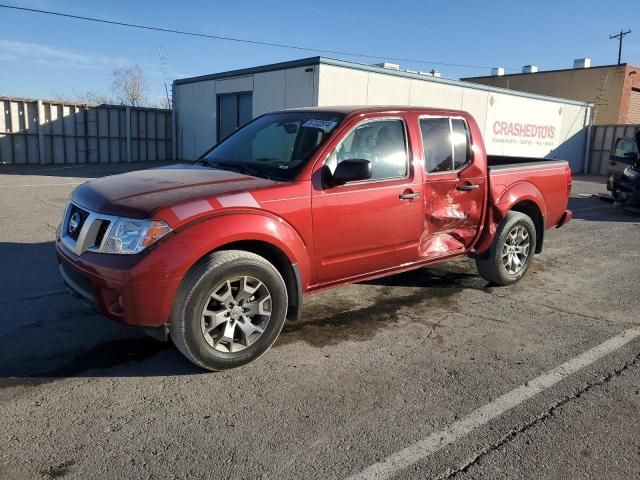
[170,250,288,371]
[475,211,536,286]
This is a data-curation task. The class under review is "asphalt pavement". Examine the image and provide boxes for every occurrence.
[0,163,638,479]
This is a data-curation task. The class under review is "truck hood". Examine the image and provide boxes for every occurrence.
[72,164,280,218]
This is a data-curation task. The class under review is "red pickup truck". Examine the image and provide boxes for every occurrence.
[56,106,572,371]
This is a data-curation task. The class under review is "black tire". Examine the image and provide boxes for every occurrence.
[170,250,288,371]
[475,211,537,286]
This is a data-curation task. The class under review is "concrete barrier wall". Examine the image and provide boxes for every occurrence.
[0,96,172,165]
[586,124,640,175]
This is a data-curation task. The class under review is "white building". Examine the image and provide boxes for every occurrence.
[173,57,592,171]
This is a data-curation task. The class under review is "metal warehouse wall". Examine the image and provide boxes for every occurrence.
[317,64,591,172]
[174,66,318,160]
[586,124,640,175]
[0,97,172,165]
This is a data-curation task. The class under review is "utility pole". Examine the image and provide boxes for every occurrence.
[158,47,171,109]
[609,29,631,65]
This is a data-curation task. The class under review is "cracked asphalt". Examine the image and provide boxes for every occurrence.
[0,163,639,479]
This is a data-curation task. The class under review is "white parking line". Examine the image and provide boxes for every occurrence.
[347,327,640,480]
[0,182,83,188]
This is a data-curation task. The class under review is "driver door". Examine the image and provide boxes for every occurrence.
[311,117,424,284]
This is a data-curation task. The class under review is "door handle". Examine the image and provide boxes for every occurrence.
[399,191,420,200]
[609,161,617,166]
[456,183,480,191]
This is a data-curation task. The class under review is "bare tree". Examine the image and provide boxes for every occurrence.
[111,64,148,107]
[74,90,112,105]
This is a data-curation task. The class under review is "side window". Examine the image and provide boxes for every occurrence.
[326,119,408,181]
[420,118,452,173]
[451,119,472,170]
[614,138,639,158]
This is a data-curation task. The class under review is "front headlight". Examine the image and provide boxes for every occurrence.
[103,218,171,254]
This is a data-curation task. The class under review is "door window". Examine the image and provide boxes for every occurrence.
[613,138,639,158]
[325,119,408,181]
[421,117,471,173]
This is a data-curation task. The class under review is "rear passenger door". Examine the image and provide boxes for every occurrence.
[419,116,486,258]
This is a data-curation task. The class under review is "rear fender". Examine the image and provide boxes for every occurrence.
[474,182,546,255]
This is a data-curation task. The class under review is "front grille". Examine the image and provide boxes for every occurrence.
[60,202,119,256]
[94,220,111,248]
[67,204,90,241]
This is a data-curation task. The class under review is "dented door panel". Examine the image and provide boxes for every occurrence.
[420,173,485,258]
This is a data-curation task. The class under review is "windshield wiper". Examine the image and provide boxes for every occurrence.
[198,159,262,177]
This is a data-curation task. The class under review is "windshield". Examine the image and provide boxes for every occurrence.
[201,111,345,181]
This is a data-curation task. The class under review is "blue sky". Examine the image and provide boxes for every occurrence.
[0,0,638,105]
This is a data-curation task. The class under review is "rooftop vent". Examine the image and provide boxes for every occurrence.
[417,70,441,78]
[492,67,505,76]
[573,58,591,69]
[373,62,400,70]
[522,65,539,74]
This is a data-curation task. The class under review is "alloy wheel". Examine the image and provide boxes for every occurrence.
[200,276,272,353]
[502,225,530,275]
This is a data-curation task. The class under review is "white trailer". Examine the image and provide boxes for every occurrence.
[173,57,592,171]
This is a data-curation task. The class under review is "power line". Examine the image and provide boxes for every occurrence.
[0,2,508,72]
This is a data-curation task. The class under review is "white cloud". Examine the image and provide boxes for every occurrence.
[0,39,126,69]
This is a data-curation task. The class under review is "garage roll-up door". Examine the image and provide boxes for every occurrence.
[629,88,640,123]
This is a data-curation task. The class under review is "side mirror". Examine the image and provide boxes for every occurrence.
[331,159,372,185]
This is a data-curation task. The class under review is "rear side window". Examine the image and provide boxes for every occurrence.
[451,119,471,170]
[420,117,472,173]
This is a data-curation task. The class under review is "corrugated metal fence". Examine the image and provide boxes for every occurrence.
[586,123,640,175]
[0,96,172,165]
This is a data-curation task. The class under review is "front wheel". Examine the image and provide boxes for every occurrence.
[475,211,536,286]
[170,250,288,371]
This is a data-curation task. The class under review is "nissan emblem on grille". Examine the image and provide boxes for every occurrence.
[68,211,81,235]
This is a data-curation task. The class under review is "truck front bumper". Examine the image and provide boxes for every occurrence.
[56,240,182,332]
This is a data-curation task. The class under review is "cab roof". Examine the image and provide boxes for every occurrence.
[281,105,469,117]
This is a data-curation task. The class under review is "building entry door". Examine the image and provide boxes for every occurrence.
[217,92,253,141]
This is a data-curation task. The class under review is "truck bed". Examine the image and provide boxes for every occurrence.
[487,156,571,231]
[487,155,563,168]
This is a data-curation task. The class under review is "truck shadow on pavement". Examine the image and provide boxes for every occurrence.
[0,241,493,380]
[569,195,640,223]
[278,265,489,348]
[0,240,201,381]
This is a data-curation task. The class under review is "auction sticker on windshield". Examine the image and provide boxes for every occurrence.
[302,119,338,131]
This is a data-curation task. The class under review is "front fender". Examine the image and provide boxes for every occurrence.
[133,211,312,290]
